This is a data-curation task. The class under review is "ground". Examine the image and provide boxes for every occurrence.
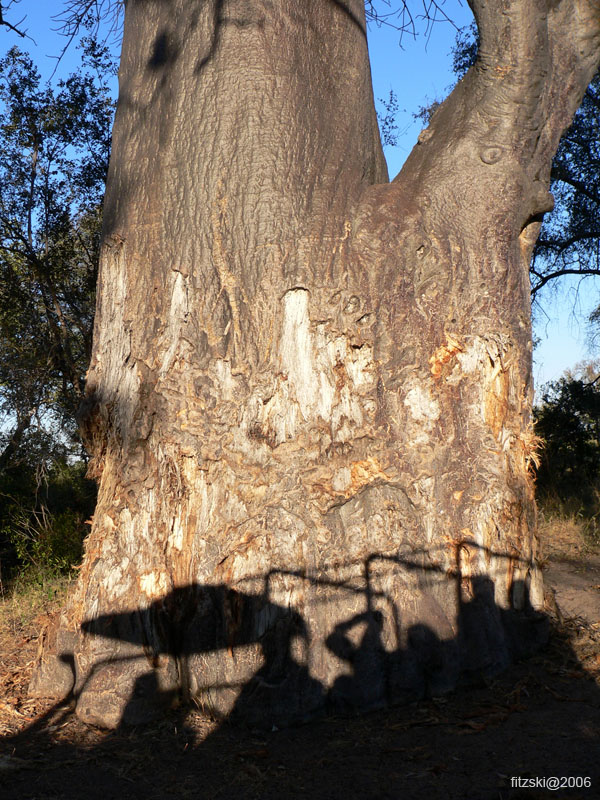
[1,520,599,800]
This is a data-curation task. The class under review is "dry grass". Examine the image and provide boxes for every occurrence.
[0,575,71,637]
[0,576,73,737]
[537,511,600,562]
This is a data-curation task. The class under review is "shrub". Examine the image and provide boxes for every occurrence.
[534,376,600,534]
[0,457,96,588]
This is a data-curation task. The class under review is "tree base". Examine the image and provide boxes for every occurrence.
[30,556,548,730]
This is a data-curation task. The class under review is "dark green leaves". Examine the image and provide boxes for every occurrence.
[0,38,115,457]
[534,376,600,519]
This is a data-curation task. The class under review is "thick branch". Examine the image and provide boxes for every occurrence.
[384,0,600,247]
[0,408,35,472]
[530,0,600,175]
[537,232,600,255]
[551,167,600,207]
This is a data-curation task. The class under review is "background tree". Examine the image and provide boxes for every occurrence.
[0,39,114,584]
[31,0,600,730]
[534,365,600,523]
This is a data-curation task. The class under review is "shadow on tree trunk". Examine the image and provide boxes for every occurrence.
[3,556,600,799]
[28,543,549,731]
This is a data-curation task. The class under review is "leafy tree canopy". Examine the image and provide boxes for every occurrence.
[0,37,114,469]
[0,36,115,582]
[534,367,600,520]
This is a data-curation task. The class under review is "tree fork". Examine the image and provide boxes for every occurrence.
[31,0,600,728]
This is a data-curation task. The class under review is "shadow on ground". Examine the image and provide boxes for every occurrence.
[1,564,600,799]
[2,616,600,799]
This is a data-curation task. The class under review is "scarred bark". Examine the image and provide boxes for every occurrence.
[31,0,600,728]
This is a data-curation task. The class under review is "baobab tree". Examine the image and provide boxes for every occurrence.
[32,0,600,728]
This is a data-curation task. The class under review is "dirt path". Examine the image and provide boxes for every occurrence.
[538,514,600,629]
[545,557,600,626]
[1,528,599,800]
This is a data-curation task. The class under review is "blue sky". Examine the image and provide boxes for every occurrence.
[1,0,593,391]
[367,1,474,178]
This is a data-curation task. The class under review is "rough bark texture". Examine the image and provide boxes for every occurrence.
[31,0,600,729]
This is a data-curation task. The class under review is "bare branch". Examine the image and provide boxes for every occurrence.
[49,0,123,75]
[531,266,600,296]
[537,232,600,256]
[0,1,28,39]
[365,0,459,41]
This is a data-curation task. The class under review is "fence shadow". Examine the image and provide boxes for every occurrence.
[2,548,599,799]
[46,545,550,729]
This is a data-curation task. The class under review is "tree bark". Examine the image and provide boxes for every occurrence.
[31,0,600,728]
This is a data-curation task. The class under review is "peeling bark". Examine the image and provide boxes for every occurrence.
[31,0,600,728]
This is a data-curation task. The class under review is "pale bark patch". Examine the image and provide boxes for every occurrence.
[159,271,189,377]
[139,571,170,599]
[403,384,441,424]
[279,288,335,420]
[236,288,377,448]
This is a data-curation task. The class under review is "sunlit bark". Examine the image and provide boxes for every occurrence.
[32,0,600,728]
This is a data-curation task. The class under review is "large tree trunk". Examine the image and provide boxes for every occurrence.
[31,0,600,728]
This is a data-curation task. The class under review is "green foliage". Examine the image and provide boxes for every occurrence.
[0,38,115,587]
[0,37,115,451]
[0,457,96,585]
[451,22,478,81]
[10,508,84,575]
[534,376,600,531]
[377,90,400,147]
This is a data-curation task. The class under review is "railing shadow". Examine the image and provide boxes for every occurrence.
[58,543,547,726]
[2,545,599,799]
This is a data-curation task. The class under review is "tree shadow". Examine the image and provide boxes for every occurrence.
[128,0,366,78]
[54,543,547,725]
